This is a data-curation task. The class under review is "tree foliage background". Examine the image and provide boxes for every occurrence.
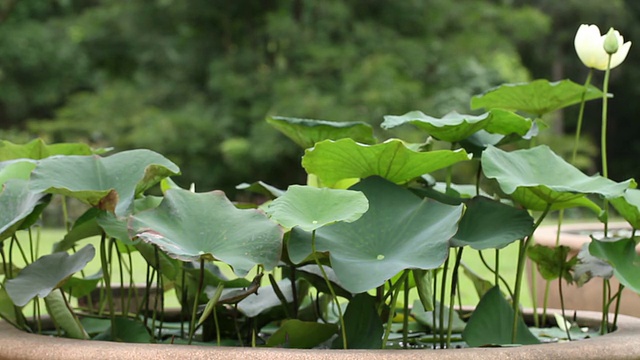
[0,0,638,195]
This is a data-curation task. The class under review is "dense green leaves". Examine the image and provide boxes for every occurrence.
[30,149,180,215]
[590,238,640,294]
[288,176,463,293]
[527,244,576,283]
[266,185,369,231]
[6,245,95,307]
[0,139,94,161]
[303,139,470,187]
[382,109,531,143]
[267,116,376,149]
[129,188,283,275]
[451,197,533,249]
[482,145,634,211]
[463,286,540,347]
[610,189,640,229]
[0,179,47,241]
[471,79,604,116]
[335,293,383,349]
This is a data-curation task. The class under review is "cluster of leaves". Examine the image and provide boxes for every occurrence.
[2,73,640,350]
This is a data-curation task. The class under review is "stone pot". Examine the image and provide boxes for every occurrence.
[1,309,639,359]
[532,222,640,317]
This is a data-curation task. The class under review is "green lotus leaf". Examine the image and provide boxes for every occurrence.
[302,139,470,187]
[382,109,531,143]
[5,245,95,307]
[590,238,640,294]
[0,179,48,241]
[129,188,283,276]
[267,116,376,149]
[29,149,180,216]
[610,189,640,229]
[0,138,95,161]
[463,286,540,346]
[482,145,634,211]
[451,196,533,249]
[266,319,338,349]
[288,176,463,293]
[266,185,369,231]
[471,79,604,116]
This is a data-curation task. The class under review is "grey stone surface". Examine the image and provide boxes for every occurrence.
[1,309,640,359]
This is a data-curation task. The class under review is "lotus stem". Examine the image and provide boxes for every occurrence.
[512,204,551,343]
[446,248,463,349]
[558,268,571,341]
[439,256,450,349]
[188,258,205,345]
[382,270,409,349]
[403,275,409,349]
[311,229,347,349]
[99,233,116,340]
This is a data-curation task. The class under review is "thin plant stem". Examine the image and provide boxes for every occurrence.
[382,270,409,349]
[403,274,409,349]
[446,248,463,349]
[612,283,624,330]
[115,243,125,316]
[188,258,205,345]
[601,55,613,237]
[311,229,347,349]
[558,269,571,341]
[439,256,450,349]
[511,204,552,343]
[11,235,29,265]
[99,233,116,340]
[431,267,438,349]
[601,279,610,335]
[478,251,513,297]
[530,260,539,328]
[213,303,221,346]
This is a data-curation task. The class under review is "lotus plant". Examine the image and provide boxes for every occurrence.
[0,23,639,352]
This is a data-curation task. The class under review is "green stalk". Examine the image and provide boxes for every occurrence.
[439,256,450,349]
[99,233,116,340]
[446,248,463,349]
[311,229,347,349]
[403,274,409,349]
[600,54,613,334]
[558,268,571,341]
[188,258,205,345]
[382,270,409,348]
[431,266,438,349]
[511,204,552,343]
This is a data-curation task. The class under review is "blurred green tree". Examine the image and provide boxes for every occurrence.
[2,0,550,193]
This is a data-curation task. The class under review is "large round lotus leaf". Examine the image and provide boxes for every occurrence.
[382,109,531,143]
[266,185,369,231]
[482,145,634,211]
[129,188,283,276]
[451,196,533,250]
[5,245,95,307]
[29,149,180,216]
[288,176,463,293]
[0,179,47,241]
[0,139,94,161]
[267,116,376,149]
[302,138,470,187]
[610,189,640,229]
[590,238,640,294]
[471,79,604,116]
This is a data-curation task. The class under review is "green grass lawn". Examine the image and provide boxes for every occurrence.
[4,227,532,314]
